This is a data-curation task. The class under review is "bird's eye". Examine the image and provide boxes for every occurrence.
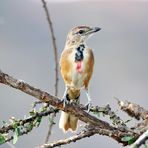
[78,30,84,34]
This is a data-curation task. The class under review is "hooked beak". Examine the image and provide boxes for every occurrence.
[86,27,101,35]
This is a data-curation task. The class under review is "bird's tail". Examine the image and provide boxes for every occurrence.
[59,88,80,132]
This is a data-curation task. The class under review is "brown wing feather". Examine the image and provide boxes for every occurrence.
[60,48,73,85]
[83,48,94,88]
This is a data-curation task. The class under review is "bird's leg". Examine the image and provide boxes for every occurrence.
[85,88,92,112]
[61,86,68,107]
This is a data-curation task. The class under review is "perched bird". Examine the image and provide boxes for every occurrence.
[59,26,101,132]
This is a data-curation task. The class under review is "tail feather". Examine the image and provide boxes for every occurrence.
[59,111,70,132]
[59,89,80,132]
[69,114,78,131]
[59,111,78,132]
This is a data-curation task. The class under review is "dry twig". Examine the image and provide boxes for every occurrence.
[115,98,148,120]
[38,127,98,148]
[90,104,126,128]
[41,0,59,143]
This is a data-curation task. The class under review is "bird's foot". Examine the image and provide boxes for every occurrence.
[85,101,92,112]
[71,99,79,105]
[61,97,69,108]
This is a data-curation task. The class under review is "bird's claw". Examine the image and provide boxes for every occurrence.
[61,98,69,108]
[85,101,92,112]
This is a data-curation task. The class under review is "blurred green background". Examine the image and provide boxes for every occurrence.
[0,0,148,147]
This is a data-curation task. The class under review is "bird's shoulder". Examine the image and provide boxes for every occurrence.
[84,47,94,59]
[59,47,74,70]
[60,47,74,58]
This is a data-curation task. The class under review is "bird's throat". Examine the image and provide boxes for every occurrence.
[75,44,85,62]
[75,44,85,73]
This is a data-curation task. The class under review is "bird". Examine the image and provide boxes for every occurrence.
[59,25,101,132]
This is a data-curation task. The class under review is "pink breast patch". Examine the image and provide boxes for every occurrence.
[76,61,83,73]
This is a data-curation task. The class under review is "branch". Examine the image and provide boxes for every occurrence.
[90,104,126,128]
[5,124,37,143]
[115,98,148,120]
[38,127,98,148]
[0,70,110,129]
[0,70,140,145]
[41,0,59,143]
[41,0,58,96]
[0,107,58,134]
[0,107,59,145]
[130,118,148,140]
[39,123,139,148]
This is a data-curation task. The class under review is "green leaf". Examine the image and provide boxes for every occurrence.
[92,111,101,117]
[0,134,5,144]
[121,136,135,145]
[13,128,20,144]
[121,136,133,141]
[26,122,33,132]
[12,122,18,129]
[32,116,42,127]
[10,118,19,129]
[144,144,148,148]
[13,131,18,144]
[39,106,47,112]
[2,121,6,125]
[16,127,21,136]
[128,138,135,145]
[29,109,36,116]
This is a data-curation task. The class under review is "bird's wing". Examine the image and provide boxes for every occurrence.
[83,48,94,88]
[59,48,74,85]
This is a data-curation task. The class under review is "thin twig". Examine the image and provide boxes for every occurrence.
[133,119,148,133]
[41,0,59,143]
[130,130,148,148]
[32,101,43,108]
[90,104,127,128]
[38,128,98,148]
[0,107,59,145]
[41,0,59,96]
[115,97,148,120]
[5,126,35,143]
[44,113,55,143]
[0,107,59,134]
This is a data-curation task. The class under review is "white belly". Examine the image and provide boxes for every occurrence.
[70,61,86,89]
[72,71,84,89]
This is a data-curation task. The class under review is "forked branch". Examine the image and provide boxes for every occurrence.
[0,70,145,146]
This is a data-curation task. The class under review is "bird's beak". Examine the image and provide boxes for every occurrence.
[93,27,101,32]
[86,27,101,35]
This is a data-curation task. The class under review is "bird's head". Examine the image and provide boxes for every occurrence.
[65,26,101,47]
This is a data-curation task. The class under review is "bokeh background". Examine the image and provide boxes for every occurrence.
[0,0,148,147]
